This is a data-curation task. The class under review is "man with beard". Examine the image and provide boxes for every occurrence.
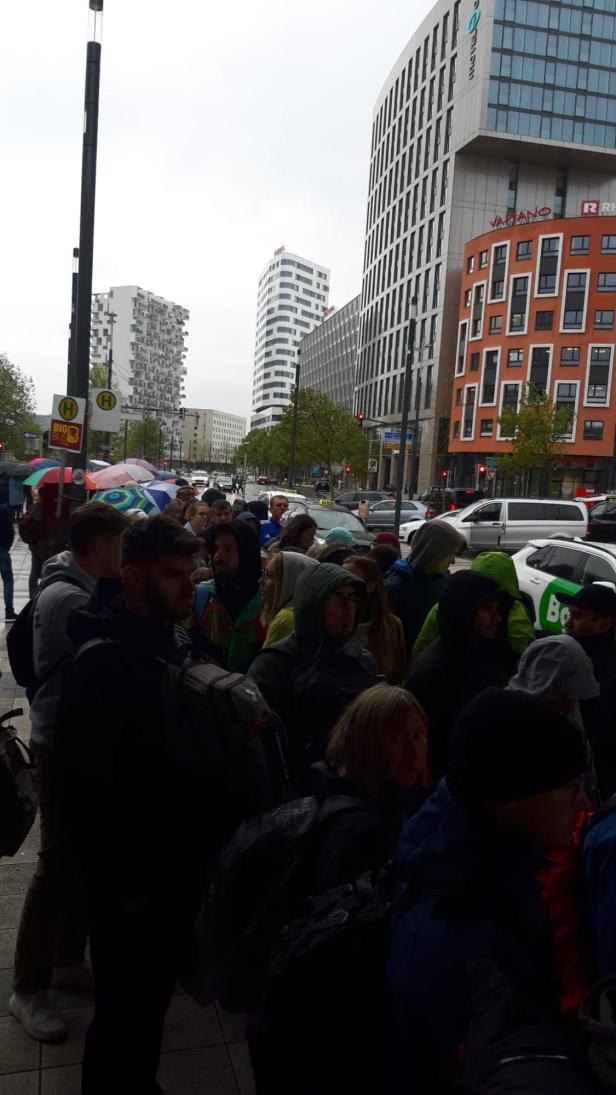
[191,518,265,672]
[55,516,205,1094]
[557,583,616,799]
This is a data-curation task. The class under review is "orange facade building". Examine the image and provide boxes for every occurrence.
[449,212,616,495]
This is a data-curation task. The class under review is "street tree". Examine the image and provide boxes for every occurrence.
[497,384,572,491]
[0,352,38,458]
[112,416,161,465]
[276,389,369,479]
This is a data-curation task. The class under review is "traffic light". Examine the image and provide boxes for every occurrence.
[345,465,352,474]
[355,412,365,429]
[439,469,447,479]
[0,442,5,452]
[478,463,486,475]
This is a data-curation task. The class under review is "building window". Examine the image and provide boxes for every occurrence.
[467,255,474,274]
[554,382,577,440]
[470,352,479,372]
[571,235,589,254]
[542,237,560,256]
[508,348,523,367]
[595,310,614,329]
[563,309,584,330]
[598,273,616,292]
[517,240,532,260]
[481,349,499,404]
[479,250,488,269]
[586,346,611,405]
[491,278,505,299]
[509,312,525,331]
[507,163,518,213]
[489,315,502,333]
[494,245,507,264]
[601,235,616,254]
[560,346,580,366]
[464,289,471,307]
[456,389,463,405]
[567,272,587,291]
[538,273,556,294]
[535,311,553,330]
[453,420,460,438]
[471,319,481,337]
[480,419,494,436]
[583,420,604,441]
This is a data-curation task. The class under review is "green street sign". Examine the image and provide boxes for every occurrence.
[485,456,499,469]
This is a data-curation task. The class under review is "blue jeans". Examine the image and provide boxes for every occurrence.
[0,548,14,615]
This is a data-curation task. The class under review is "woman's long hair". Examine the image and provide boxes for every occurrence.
[327,683,428,792]
[344,554,403,681]
[260,551,284,630]
[279,513,317,550]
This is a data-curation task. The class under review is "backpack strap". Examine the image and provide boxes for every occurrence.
[194,583,212,622]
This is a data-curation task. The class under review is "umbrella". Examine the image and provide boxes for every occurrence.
[144,483,179,512]
[87,459,110,471]
[28,457,60,468]
[23,466,98,490]
[91,464,153,489]
[154,470,177,481]
[125,457,158,475]
[92,488,157,513]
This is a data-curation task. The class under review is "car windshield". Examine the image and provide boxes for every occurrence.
[308,507,367,533]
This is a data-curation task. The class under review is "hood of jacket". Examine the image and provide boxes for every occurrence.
[39,550,97,597]
[293,562,365,645]
[507,633,599,705]
[389,557,446,584]
[67,594,190,662]
[437,570,511,645]
[471,551,522,600]
[279,551,319,609]
[205,517,263,616]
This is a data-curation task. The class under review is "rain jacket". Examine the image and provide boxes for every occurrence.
[384,559,449,656]
[29,551,97,750]
[249,563,377,784]
[388,782,559,1094]
[412,551,535,659]
[583,797,616,979]
[191,519,265,672]
[263,553,319,647]
[406,571,517,784]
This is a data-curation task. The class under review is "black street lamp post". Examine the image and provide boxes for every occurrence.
[394,302,418,537]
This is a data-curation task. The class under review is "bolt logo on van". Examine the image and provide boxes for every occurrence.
[538,578,581,633]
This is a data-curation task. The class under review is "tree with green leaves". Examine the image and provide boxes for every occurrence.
[87,364,120,459]
[497,384,572,490]
[0,352,38,459]
[112,416,161,465]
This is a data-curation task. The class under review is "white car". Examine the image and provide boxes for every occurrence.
[513,537,616,634]
[399,497,587,551]
[398,511,457,544]
[191,470,209,487]
[257,490,311,510]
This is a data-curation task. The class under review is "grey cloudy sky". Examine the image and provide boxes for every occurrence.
[1,0,433,424]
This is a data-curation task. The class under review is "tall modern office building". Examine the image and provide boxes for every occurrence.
[299,296,360,412]
[251,249,330,430]
[91,286,189,447]
[181,407,246,465]
[356,0,616,490]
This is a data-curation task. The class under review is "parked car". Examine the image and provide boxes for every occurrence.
[586,496,616,541]
[334,490,392,510]
[513,537,616,633]
[398,497,588,550]
[351,498,426,529]
[191,470,209,488]
[419,486,485,518]
[214,476,234,492]
[256,475,278,485]
[289,500,374,552]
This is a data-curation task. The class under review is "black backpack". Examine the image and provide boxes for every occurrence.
[6,575,83,689]
[0,708,37,858]
[189,793,366,1013]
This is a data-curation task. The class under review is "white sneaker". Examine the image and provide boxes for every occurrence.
[51,963,94,991]
[8,991,67,1043]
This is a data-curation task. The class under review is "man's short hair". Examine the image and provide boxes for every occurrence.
[211,499,232,514]
[271,494,288,505]
[121,515,198,567]
[185,501,206,520]
[68,502,130,554]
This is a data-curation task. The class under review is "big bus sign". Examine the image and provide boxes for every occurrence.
[490,206,552,229]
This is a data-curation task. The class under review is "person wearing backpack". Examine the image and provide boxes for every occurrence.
[0,501,16,623]
[54,516,240,1094]
[249,562,378,787]
[9,502,129,1045]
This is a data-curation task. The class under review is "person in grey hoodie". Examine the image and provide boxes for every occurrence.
[10,502,128,1045]
[261,551,319,646]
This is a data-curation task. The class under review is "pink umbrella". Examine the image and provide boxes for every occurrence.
[125,457,158,475]
[90,466,141,489]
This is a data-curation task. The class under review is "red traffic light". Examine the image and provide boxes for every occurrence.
[439,469,447,478]
[355,412,365,421]
[0,442,5,451]
[478,464,486,474]
[345,465,352,473]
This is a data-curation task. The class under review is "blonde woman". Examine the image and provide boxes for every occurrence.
[343,554,407,682]
[260,551,319,646]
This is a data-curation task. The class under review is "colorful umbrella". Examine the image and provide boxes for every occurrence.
[91,463,153,489]
[23,466,98,490]
[28,457,60,468]
[87,459,110,471]
[125,457,158,475]
[92,488,157,513]
[153,470,176,481]
[144,483,180,511]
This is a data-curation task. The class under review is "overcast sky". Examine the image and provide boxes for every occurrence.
[1,0,433,424]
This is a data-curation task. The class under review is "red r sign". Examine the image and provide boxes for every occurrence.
[580,199,600,216]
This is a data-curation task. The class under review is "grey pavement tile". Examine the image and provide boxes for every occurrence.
[162,996,223,1053]
[215,1005,247,1044]
[228,1042,256,1095]
[41,1006,92,1068]
[41,1064,81,1094]
[0,893,25,931]
[0,1071,39,1094]
[158,1045,240,1095]
[5,827,40,866]
[0,863,36,900]
[0,1015,40,1074]
[0,933,16,972]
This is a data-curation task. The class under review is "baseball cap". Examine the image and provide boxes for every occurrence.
[556,583,616,618]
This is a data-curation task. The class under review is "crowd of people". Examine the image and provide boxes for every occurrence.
[3,482,616,1094]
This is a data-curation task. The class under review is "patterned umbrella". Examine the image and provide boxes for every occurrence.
[91,488,157,513]
[144,483,180,512]
[28,457,60,468]
[125,457,158,475]
[91,464,153,488]
[23,466,98,489]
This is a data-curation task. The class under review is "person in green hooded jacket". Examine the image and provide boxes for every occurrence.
[411,550,535,661]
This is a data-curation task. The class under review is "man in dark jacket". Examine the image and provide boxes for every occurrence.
[249,563,377,785]
[0,501,15,621]
[388,688,589,1094]
[406,569,516,783]
[384,520,465,655]
[56,516,210,1095]
[558,583,616,798]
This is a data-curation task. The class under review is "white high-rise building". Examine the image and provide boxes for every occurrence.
[251,248,330,430]
[181,407,246,466]
[91,286,189,444]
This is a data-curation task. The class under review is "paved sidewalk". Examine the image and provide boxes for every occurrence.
[0,539,254,1095]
